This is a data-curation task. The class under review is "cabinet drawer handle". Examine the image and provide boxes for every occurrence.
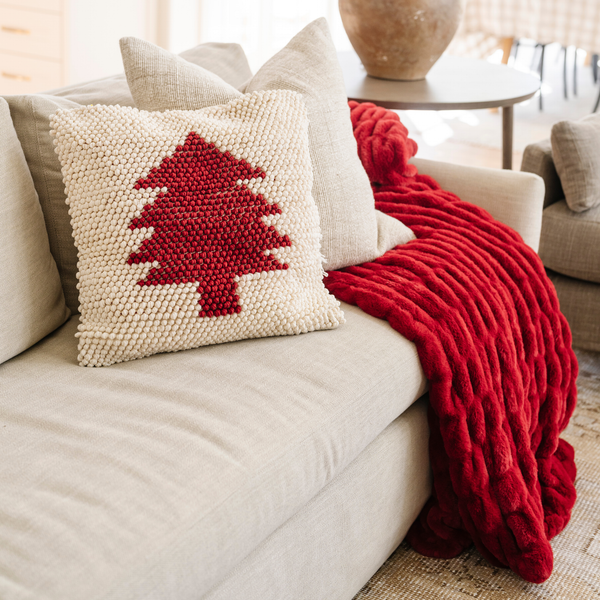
[1,25,31,35]
[2,71,31,82]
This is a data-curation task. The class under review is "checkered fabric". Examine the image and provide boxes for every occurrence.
[463,0,600,51]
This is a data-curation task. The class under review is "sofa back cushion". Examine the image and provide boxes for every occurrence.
[4,42,252,315]
[551,112,600,213]
[0,98,69,364]
[6,95,86,314]
[121,19,414,271]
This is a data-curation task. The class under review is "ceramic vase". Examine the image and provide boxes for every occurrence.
[339,0,465,81]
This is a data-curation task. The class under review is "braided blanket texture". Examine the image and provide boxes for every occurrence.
[325,101,578,583]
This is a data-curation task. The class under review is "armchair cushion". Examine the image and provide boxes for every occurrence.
[546,270,600,352]
[539,199,600,284]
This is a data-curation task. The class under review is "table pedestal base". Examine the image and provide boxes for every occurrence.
[502,105,514,170]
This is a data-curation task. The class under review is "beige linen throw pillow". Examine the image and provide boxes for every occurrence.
[551,112,600,213]
[4,42,251,314]
[120,19,415,271]
[0,98,69,365]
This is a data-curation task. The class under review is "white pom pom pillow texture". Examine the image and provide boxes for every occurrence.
[50,90,344,367]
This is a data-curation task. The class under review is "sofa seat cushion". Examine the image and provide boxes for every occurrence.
[539,199,600,283]
[0,302,427,600]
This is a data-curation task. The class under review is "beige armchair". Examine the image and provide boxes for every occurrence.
[521,140,600,351]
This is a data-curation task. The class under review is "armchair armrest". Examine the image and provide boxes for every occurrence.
[410,157,545,253]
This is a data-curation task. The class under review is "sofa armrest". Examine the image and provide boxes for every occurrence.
[520,139,564,209]
[410,157,544,253]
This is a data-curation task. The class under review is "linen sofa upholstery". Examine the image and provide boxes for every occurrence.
[522,140,600,350]
[0,304,428,599]
[0,61,545,598]
[203,398,430,600]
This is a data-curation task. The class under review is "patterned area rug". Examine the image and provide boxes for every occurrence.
[354,348,600,599]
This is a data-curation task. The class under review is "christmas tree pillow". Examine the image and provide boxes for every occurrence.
[50,90,344,367]
[120,18,415,272]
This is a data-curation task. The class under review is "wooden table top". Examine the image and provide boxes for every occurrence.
[338,52,540,110]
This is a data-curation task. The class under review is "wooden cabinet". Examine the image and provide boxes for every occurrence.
[0,0,65,93]
[0,0,157,94]
[0,53,62,94]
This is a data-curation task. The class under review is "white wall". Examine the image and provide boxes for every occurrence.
[168,0,200,53]
[67,0,353,84]
[195,0,352,71]
[68,0,156,83]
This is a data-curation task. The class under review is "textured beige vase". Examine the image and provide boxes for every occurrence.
[339,0,464,81]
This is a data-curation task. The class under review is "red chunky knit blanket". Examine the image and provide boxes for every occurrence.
[326,102,578,583]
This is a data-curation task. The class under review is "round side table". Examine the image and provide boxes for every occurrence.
[338,52,540,169]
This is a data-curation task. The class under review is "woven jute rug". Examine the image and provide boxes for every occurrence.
[354,348,600,599]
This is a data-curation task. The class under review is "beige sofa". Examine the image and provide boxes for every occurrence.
[522,140,600,351]
[0,66,545,599]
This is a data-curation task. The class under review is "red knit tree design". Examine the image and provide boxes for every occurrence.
[128,131,291,318]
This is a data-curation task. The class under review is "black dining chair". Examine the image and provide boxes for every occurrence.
[592,54,600,112]
[514,41,577,110]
